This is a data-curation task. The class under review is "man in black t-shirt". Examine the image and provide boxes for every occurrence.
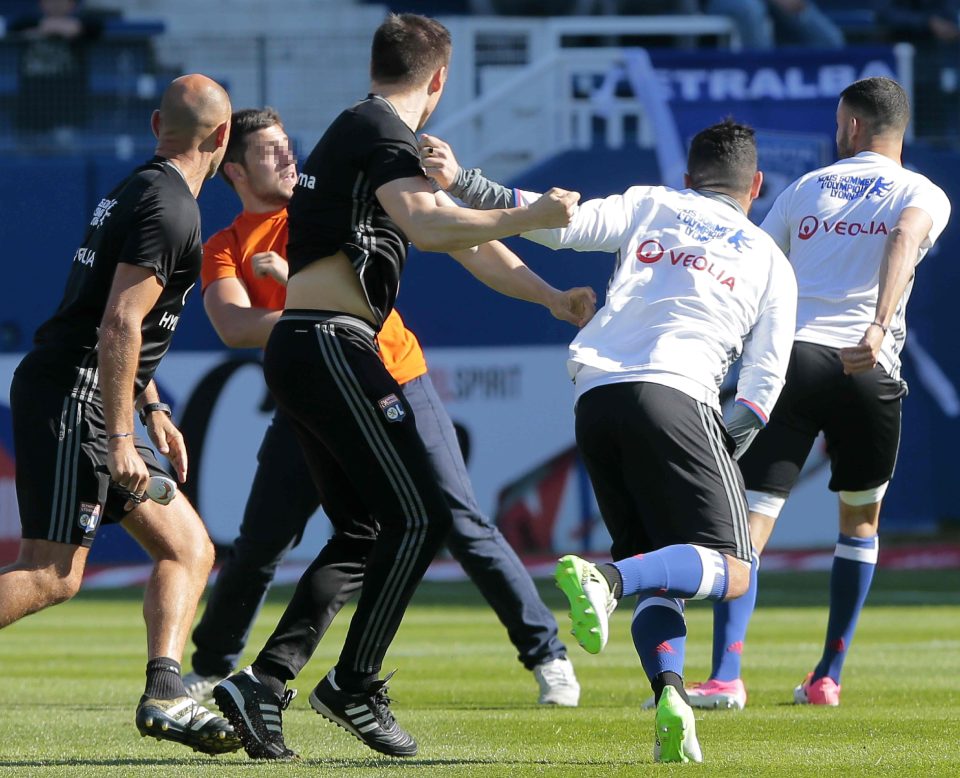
[1,74,241,756]
[213,13,590,762]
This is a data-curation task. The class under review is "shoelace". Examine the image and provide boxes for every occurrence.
[368,683,397,728]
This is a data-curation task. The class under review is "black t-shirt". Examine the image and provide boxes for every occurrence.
[34,157,202,395]
[286,94,425,329]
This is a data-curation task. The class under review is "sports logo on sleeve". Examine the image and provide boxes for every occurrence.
[378,393,406,423]
[90,198,118,228]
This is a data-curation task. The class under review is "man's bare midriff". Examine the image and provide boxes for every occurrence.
[284,251,377,325]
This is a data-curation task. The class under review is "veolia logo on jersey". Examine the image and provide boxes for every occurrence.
[635,239,736,290]
[797,215,889,241]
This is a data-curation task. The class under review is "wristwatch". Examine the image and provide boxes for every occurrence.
[139,402,172,426]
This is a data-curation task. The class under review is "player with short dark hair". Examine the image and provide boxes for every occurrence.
[422,118,798,763]
[182,108,581,759]
[0,74,241,754]
[212,13,590,759]
[218,107,285,192]
[689,76,951,711]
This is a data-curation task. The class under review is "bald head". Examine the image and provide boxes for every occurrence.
[158,74,232,142]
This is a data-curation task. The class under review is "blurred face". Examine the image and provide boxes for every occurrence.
[239,125,297,205]
[835,99,856,159]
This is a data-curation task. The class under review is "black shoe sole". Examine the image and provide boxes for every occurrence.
[308,689,417,758]
[213,681,299,761]
[135,709,242,755]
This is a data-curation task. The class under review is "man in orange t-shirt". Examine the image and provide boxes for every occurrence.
[185,109,582,733]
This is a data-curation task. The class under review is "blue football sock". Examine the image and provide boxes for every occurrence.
[632,596,687,693]
[613,544,728,601]
[710,548,759,681]
[813,534,878,684]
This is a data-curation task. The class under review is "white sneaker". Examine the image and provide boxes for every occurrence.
[183,671,224,705]
[533,657,580,706]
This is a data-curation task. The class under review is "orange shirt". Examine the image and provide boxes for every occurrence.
[201,207,427,384]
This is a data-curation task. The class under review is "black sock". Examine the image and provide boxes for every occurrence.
[598,563,624,600]
[652,671,689,705]
[145,657,186,700]
[333,666,377,694]
[251,663,287,699]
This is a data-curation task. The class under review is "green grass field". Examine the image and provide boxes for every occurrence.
[0,569,958,777]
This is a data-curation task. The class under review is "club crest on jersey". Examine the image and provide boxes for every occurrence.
[378,393,406,423]
[78,502,101,532]
[727,229,752,253]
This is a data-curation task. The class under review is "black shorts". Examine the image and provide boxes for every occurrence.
[738,341,906,497]
[11,349,169,548]
[575,381,751,563]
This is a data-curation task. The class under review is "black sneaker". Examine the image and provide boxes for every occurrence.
[308,669,417,757]
[135,694,241,754]
[213,667,299,761]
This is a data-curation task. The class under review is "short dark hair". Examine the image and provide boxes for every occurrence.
[839,77,910,135]
[220,107,283,189]
[686,119,757,194]
[370,13,451,87]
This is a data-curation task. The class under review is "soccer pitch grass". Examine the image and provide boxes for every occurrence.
[0,570,957,777]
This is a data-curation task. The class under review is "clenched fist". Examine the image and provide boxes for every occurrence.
[526,188,580,230]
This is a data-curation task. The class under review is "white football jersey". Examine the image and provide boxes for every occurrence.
[517,186,798,421]
[761,151,951,378]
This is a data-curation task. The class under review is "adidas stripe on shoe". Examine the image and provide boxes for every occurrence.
[309,669,417,757]
[135,694,241,754]
[213,667,299,760]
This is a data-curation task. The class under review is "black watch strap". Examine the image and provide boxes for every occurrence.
[139,402,172,426]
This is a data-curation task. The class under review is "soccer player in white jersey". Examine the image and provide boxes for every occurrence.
[422,120,797,763]
[686,77,951,711]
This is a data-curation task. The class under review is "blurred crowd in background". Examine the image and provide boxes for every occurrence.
[1,0,959,143]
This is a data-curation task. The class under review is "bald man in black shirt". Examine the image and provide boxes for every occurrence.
[3,74,241,755]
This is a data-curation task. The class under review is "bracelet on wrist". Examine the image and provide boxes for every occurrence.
[870,320,888,335]
[138,402,172,426]
[108,432,133,440]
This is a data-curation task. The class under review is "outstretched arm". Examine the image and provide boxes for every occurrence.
[376,174,579,253]
[422,133,637,253]
[438,190,596,327]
